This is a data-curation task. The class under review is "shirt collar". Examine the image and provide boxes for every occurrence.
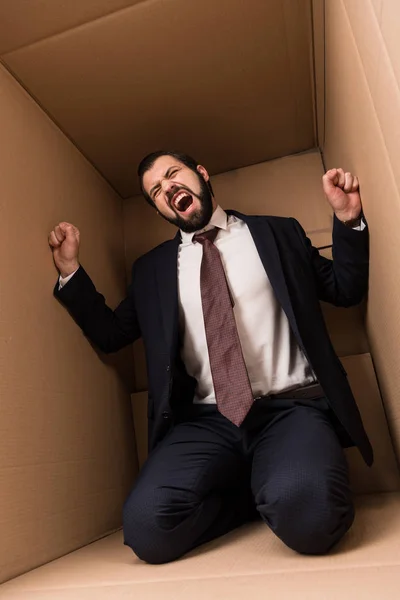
[180,205,228,243]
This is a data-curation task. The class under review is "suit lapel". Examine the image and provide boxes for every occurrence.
[155,233,180,352]
[154,211,304,355]
[228,211,304,350]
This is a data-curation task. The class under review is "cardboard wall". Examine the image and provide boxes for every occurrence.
[3,0,400,586]
[324,0,400,463]
[0,0,316,198]
[0,1,143,54]
[312,0,325,147]
[123,150,368,390]
[0,64,137,584]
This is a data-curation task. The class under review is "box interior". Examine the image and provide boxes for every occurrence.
[2,0,400,597]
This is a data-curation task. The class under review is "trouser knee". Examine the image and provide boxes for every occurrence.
[123,485,202,564]
[256,478,354,555]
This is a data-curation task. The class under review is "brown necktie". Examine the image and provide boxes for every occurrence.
[194,228,254,426]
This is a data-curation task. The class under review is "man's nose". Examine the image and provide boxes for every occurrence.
[162,179,177,195]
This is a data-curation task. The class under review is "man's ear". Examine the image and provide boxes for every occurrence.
[197,164,210,182]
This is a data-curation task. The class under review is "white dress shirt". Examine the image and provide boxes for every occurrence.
[177,206,315,403]
[59,207,365,404]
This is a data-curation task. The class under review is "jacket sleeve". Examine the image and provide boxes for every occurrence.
[54,263,141,353]
[292,215,369,307]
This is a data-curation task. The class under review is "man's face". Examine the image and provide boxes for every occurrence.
[142,155,215,233]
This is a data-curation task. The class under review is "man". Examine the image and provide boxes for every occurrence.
[49,150,372,564]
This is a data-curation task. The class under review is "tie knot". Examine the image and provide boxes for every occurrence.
[193,227,219,245]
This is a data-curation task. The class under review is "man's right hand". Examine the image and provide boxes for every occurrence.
[49,222,80,278]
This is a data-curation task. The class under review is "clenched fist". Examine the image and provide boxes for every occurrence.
[322,168,362,224]
[48,222,80,278]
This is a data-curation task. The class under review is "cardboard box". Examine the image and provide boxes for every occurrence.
[2,0,400,597]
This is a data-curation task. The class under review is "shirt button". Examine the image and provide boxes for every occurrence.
[162,411,170,420]
[166,365,170,372]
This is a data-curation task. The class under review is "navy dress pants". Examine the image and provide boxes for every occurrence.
[123,397,354,564]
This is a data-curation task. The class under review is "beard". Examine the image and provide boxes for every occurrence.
[160,174,214,233]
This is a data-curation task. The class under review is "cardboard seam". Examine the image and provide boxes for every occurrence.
[12,560,400,592]
[322,0,326,149]
[310,0,325,148]
[0,60,123,200]
[340,0,400,189]
[124,149,324,204]
[0,0,153,57]
[7,565,400,594]
[366,0,400,98]
[309,0,319,145]
[282,0,314,148]
[121,201,140,469]
[367,344,400,476]
[1,527,123,587]
[9,508,400,592]
[337,0,400,459]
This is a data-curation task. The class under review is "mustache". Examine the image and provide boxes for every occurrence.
[166,184,198,203]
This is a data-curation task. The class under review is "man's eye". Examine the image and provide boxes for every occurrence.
[154,188,161,198]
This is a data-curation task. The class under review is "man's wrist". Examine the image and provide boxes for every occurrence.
[335,211,363,228]
[60,263,80,278]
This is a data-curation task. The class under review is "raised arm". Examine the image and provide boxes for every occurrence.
[49,222,140,353]
[293,168,369,307]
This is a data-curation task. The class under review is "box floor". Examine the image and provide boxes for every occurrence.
[2,493,400,599]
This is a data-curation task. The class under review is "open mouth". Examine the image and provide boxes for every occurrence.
[171,190,194,213]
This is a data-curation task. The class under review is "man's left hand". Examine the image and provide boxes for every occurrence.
[322,168,362,223]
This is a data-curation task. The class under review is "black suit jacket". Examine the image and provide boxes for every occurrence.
[55,211,373,465]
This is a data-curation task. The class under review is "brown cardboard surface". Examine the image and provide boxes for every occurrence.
[341,355,399,493]
[0,64,137,584]
[124,151,333,390]
[321,301,369,357]
[311,0,325,146]
[3,566,400,600]
[211,151,332,241]
[3,0,400,592]
[2,0,316,197]
[2,493,400,598]
[343,0,400,189]
[324,0,400,464]
[132,354,400,494]
[130,392,148,469]
[370,0,383,18]
[0,1,142,54]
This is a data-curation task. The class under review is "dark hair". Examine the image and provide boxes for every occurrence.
[137,150,214,204]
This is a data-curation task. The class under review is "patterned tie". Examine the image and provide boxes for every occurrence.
[194,228,254,426]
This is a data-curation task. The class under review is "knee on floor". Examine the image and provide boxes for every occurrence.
[256,476,354,555]
[122,485,202,564]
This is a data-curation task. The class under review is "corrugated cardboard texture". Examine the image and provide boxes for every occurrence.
[131,354,400,495]
[1,0,316,197]
[323,0,400,464]
[2,493,400,599]
[0,65,137,584]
